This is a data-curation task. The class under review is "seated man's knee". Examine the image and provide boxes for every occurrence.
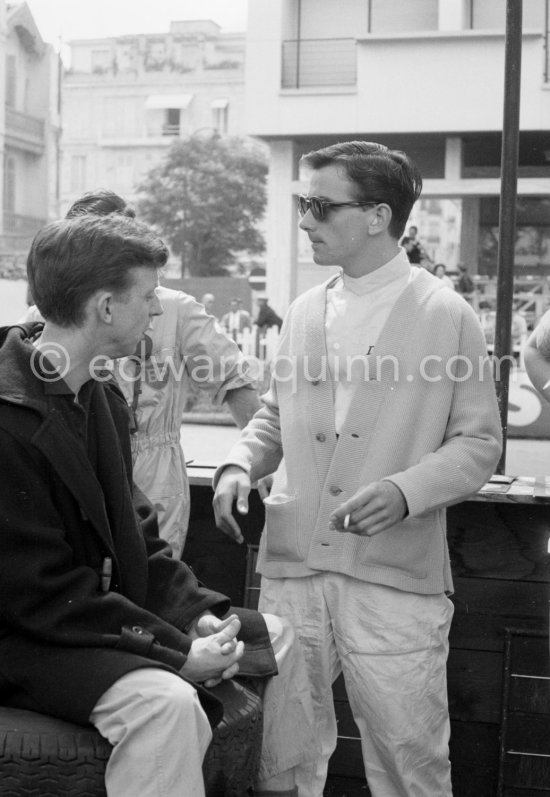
[94,668,208,735]
[147,671,205,724]
[262,613,295,661]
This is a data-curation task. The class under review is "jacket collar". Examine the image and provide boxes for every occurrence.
[0,323,49,414]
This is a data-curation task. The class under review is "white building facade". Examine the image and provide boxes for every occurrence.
[244,0,550,313]
[61,20,247,214]
[1,1,60,262]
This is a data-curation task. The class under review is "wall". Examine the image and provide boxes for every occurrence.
[245,0,550,138]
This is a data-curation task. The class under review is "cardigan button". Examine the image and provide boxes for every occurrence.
[311,379,320,386]
[316,433,326,442]
[132,626,145,635]
[329,486,342,496]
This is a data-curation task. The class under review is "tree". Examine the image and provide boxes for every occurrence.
[136,133,268,277]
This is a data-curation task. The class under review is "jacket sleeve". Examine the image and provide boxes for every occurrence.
[175,291,256,405]
[134,483,231,627]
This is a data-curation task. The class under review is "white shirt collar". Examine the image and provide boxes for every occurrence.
[340,248,411,295]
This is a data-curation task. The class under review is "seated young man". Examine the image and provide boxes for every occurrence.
[0,214,316,797]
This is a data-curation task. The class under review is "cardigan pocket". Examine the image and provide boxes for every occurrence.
[263,495,303,562]
[357,515,431,580]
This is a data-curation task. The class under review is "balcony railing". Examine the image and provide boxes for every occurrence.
[5,108,45,141]
[3,212,44,240]
[161,124,180,136]
[281,38,356,89]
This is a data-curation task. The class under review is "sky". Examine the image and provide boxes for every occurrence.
[25,0,249,48]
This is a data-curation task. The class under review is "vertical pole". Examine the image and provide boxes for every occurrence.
[296,0,302,89]
[494,0,522,474]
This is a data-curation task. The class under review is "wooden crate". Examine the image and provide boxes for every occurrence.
[185,481,550,795]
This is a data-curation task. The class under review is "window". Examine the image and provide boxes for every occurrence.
[299,0,438,35]
[211,99,228,133]
[70,155,87,193]
[5,55,16,108]
[300,0,367,37]
[478,197,550,274]
[164,108,180,136]
[470,0,545,30]
[91,49,111,73]
[370,0,437,32]
[3,155,15,213]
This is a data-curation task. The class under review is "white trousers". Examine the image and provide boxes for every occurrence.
[90,668,212,797]
[89,614,318,797]
[259,573,454,797]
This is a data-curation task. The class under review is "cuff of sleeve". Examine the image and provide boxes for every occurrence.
[212,461,251,490]
[382,476,421,518]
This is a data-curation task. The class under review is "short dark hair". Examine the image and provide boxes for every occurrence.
[66,189,136,219]
[300,141,422,239]
[27,214,168,327]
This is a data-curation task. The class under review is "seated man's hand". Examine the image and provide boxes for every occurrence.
[186,611,239,641]
[213,466,251,544]
[181,615,244,688]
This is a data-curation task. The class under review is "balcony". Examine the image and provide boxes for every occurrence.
[247,29,550,138]
[161,123,180,136]
[4,107,45,155]
[2,212,45,251]
[281,38,356,89]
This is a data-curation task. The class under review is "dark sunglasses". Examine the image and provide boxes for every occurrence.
[298,194,379,222]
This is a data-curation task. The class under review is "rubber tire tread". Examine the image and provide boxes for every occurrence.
[0,680,262,797]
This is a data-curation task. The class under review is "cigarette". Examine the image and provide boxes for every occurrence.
[344,513,350,529]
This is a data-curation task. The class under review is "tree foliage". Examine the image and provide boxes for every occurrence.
[136,133,268,276]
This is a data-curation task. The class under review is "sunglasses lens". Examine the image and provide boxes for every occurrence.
[310,197,324,221]
[298,196,325,220]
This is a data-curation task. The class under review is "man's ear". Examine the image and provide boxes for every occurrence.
[368,203,392,234]
[96,291,114,324]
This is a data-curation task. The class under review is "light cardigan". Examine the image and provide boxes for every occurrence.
[215,268,502,594]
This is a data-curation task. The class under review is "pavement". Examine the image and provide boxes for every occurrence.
[180,421,550,477]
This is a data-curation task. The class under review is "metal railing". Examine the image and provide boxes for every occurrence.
[3,212,44,237]
[4,108,45,141]
[161,124,180,137]
[281,38,356,89]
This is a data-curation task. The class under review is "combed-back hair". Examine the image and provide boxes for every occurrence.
[301,140,422,239]
[66,189,136,219]
[27,213,168,327]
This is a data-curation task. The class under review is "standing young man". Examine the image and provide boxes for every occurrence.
[0,214,316,797]
[213,141,502,797]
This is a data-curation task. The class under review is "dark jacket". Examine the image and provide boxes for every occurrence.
[0,324,275,727]
[255,304,283,331]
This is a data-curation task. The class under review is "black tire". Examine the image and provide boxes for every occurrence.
[203,679,263,797]
[0,709,110,796]
[0,680,262,797]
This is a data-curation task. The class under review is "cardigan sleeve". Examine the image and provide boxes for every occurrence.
[384,305,502,517]
[213,372,285,488]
